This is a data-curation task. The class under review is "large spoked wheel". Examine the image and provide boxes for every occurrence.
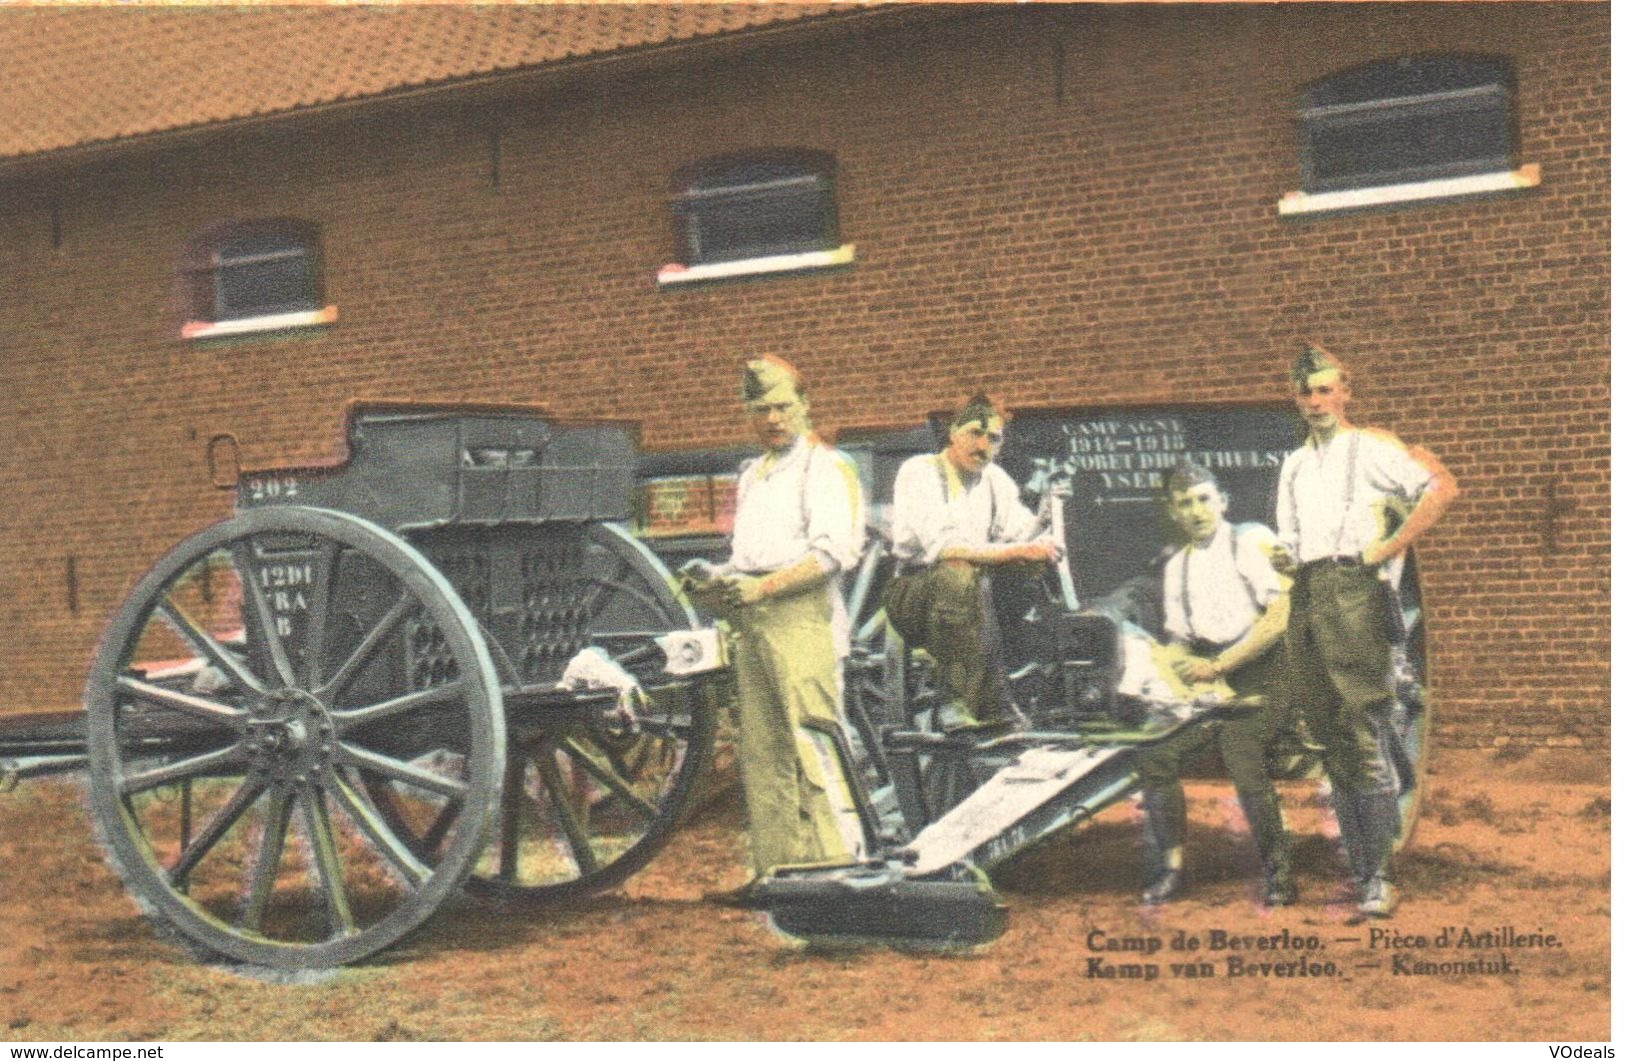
[392,522,716,903]
[842,607,954,838]
[84,507,504,969]
[1391,551,1432,849]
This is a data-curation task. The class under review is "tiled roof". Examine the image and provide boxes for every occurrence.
[0,4,866,160]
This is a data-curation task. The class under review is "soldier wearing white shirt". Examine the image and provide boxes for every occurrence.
[682,357,865,907]
[1137,462,1295,906]
[883,394,1057,728]
[1272,345,1457,919]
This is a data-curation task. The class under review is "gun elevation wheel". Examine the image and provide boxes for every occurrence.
[84,507,504,969]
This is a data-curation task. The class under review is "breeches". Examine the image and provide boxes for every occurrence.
[882,561,1002,720]
[1284,563,1400,794]
[731,586,856,876]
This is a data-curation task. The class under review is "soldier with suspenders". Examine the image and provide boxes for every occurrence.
[1273,345,1457,918]
[884,394,1058,730]
[1137,461,1296,907]
[683,357,867,907]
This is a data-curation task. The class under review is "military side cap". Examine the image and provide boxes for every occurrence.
[1291,343,1345,385]
[742,355,803,402]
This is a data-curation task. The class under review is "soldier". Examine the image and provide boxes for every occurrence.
[683,356,866,907]
[1273,344,1457,919]
[1136,461,1296,906]
[883,394,1058,729]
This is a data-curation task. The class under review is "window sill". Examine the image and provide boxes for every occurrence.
[181,305,338,341]
[1277,163,1541,217]
[656,244,854,287]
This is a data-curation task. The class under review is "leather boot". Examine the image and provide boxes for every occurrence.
[1140,788,1186,904]
[1329,785,1371,889]
[1355,790,1401,918]
[1238,790,1295,906]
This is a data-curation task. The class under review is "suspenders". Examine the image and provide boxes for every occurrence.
[1288,430,1364,559]
[934,454,998,535]
[743,439,819,548]
[1176,522,1252,646]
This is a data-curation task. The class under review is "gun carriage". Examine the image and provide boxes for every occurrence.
[3,405,725,968]
[0,403,1431,965]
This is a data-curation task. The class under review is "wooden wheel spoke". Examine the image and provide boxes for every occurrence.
[117,675,245,726]
[586,575,667,632]
[299,787,355,937]
[230,541,298,690]
[420,795,462,853]
[168,776,267,886]
[533,746,598,874]
[179,780,193,853]
[89,507,508,967]
[498,755,524,882]
[328,772,431,886]
[559,737,657,821]
[598,740,635,779]
[359,770,462,857]
[303,540,342,689]
[337,744,468,800]
[330,679,465,734]
[317,592,415,701]
[574,560,629,625]
[241,785,295,934]
[157,599,265,697]
[122,746,248,795]
[610,643,662,670]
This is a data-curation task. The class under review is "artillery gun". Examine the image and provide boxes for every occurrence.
[0,402,1431,964]
[3,403,725,968]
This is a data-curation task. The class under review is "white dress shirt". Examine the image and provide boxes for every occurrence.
[1162,522,1284,648]
[889,452,1038,567]
[1276,427,1433,580]
[727,434,866,655]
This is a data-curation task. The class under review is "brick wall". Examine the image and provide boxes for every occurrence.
[0,3,1608,749]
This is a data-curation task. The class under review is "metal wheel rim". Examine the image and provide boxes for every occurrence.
[1393,554,1431,850]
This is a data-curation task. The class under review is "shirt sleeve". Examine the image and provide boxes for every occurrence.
[804,445,866,574]
[723,458,758,573]
[1275,451,1300,557]
[988,466,1040,544]
[1236,524,1288,611]
[1160,553,1189,642]
[1364,431,1434,501]
[890,455,959,565]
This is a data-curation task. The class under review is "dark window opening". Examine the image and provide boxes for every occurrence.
[1299,56,1516,194]
[184,220,324,324]
[670,150,839,267]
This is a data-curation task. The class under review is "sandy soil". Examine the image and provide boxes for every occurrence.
[0,747,1607,1042]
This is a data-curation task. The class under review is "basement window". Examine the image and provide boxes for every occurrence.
[658,150,854,286]
[1279,55,1540,216]
[181,220,337,339]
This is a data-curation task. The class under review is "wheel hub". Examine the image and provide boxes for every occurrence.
[245,687,335,782]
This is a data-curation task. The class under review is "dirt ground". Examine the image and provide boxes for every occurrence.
[0,747,1608,1042]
